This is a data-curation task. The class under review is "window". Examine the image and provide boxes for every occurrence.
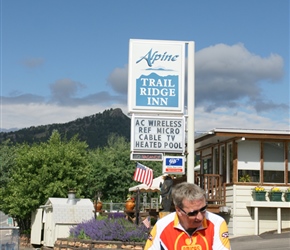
[213,147,219,174]
[288,142,290,184]
[220,146,226,183]
[202,157,212,174]
[263,142,284,183]
[237,141,260,183]
[227,143,233,183]
[238,169,260,182]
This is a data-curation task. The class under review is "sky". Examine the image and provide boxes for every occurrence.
[0,0,289,133]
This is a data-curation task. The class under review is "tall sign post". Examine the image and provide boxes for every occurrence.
[187,42,195,183]
[128,39,195,183]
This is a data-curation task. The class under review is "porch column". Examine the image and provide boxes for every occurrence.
[254,207,259,235]
[277,207,281,234]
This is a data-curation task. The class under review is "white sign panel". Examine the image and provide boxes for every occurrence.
[131,115,185,153]
[128,39,185,114]
[163,156,185,175]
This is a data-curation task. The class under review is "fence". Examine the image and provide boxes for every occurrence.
[0,227,19,250]
[100,200,160,213]
[100,202,125,212]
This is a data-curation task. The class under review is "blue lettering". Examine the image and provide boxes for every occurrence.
[136,49,179,67]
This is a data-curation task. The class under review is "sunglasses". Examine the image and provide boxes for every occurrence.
[178,204,207,217]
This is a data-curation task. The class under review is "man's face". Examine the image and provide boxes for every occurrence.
[175,198,207,230]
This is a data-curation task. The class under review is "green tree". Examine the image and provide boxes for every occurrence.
[0,140,17,188]
[86,135,162,202]
[86,135,133,202]
[0,130,91,233]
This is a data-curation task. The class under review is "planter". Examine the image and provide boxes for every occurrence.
[284,192,290,202]
[269,192,283,202]
[252,191,266,201]
[94,201,103,212]
[125,200,135,211]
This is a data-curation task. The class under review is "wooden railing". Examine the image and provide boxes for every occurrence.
[196,174,226,207]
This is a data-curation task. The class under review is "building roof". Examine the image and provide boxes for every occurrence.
[43,197,94,224]
[195,128,290,150]
[45,197,93,206]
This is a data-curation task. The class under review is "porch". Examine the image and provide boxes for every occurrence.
[196,173,227,213]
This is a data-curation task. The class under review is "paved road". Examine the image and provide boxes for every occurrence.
[230,231,290,250]
[19,233,289,250]
[16,230,290,250]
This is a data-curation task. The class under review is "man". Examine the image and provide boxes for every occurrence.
[144,182,231,250]
[160,175,174,211]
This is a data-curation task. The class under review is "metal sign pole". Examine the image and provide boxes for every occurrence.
[187,41,195,183]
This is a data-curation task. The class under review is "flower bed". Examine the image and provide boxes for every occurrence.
[70,214,148,242]
[251,186,290,202]
[285,187,290,202]
[65,213,148,249]
[54,238,145,250]
[252,191,266,201]
[253,186,265,192]
[252,186,266,201]
[268,187,282,202]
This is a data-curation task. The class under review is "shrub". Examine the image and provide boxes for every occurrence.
[69,215,149,242]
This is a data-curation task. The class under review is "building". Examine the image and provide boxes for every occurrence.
[30,191,94,247]
[194,128,290,236]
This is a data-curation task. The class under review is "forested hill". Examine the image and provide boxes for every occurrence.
[0,108,131,149]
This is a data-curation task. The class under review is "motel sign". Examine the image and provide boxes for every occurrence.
[128,39,185,114]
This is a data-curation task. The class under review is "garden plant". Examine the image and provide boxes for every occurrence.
[69,213,149,242]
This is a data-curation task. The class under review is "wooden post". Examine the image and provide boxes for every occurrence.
[135,189,140,225]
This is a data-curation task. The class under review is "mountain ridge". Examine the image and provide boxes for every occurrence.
[0,108,131,149]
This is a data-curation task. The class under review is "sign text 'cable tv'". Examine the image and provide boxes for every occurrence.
[131,115,185,153]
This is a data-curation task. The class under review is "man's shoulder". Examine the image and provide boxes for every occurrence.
[155,212,176,227]
[157,211,176,221]
[206,211,226,223]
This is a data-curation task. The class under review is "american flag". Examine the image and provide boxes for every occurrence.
[142,216,151,229]
[133,162,153,187]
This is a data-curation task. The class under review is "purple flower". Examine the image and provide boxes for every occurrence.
[69,216,149,242]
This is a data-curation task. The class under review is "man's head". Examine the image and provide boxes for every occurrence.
[172,182,207,230]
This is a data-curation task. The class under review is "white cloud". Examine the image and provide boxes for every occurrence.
[107,65,128,94]
[195,43,285,112]
[1,43,288,131]
[50,78,86,102]
[0,103,128,130]
[194,106,289,132]
[106,43,286,113]
[1,101,288,132]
